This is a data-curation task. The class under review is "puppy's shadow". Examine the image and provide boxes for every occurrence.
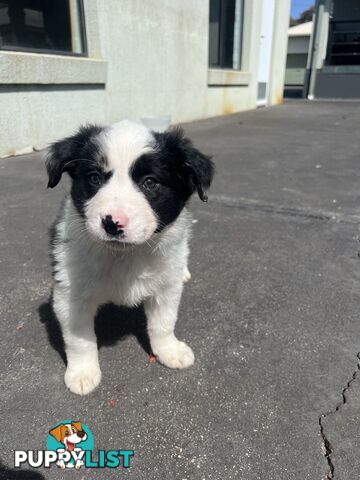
[38,298,151,364]
[0,459,45,479]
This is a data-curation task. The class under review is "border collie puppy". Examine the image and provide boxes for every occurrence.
[46,121,214,395]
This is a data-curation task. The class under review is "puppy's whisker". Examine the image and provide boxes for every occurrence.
[62,158,101,170]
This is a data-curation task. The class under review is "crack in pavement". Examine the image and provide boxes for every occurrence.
[206,192,360,478]
[209,194,360,225]
[319,353,360,479]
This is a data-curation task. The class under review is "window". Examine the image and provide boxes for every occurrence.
[209,0,244,70]
[0,0,86,56]
[326,20,360,66]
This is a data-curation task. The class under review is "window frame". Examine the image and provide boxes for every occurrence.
[0,0,88,57]
[208,0,244,71]
[0,0,107,86]
[208,0,252,87]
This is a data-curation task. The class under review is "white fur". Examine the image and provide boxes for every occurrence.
[85,122,158,245]
[52,197,193,395]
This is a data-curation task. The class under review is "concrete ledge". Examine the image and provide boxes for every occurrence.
[208,68,251,86]
[0,50,107,85]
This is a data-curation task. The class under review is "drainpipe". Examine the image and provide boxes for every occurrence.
[306,1,323,99]
[232,0,242,69]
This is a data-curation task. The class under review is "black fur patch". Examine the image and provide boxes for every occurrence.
[46,125,112,216]
[131,127,214,230]
[70,165,113,217]
[46,124,214,228]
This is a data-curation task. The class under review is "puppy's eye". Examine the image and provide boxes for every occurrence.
[88,172,102,185]
[142,177,158,190]
[65,430,69,435]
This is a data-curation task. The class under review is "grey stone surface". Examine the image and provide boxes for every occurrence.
[1,101,360,479]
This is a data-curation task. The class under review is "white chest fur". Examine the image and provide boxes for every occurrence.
[52,197,191,308]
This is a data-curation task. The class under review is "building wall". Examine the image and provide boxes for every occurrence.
[287,36,310,55]
[0,0,290,158]
[285,35,310,86]
[268,0,291,105]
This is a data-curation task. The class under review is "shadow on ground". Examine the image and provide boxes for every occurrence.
[38,300,151,364]
[0,460,45,480]
[283,87,304,98]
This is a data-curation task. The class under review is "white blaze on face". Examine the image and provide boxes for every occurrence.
[84,121,159,244]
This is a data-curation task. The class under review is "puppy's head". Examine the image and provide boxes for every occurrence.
[49,422,87,450]
[46,121,214,245]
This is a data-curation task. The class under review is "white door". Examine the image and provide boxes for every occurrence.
[257,0,276,106]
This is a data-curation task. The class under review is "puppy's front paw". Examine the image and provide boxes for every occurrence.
[64,364,102,395]
[75,459,84,469]
[155,340,195,369]
[182,267,191,283]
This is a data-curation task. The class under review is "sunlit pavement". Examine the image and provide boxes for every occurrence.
[1,100,360,479]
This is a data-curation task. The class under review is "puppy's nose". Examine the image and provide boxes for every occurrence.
[77,431,86,438]
[102,214,128,236]
[112,214,129,229]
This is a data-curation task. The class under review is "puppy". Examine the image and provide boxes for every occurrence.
[46,121,214,395]
[49,422,87,469]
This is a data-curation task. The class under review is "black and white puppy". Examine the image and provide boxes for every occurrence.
[46,120,214,395]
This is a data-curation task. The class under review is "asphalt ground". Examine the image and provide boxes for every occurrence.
[1,100,360,479]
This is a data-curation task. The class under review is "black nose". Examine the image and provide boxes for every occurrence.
[102,215,123,236]
[77,431,85,438]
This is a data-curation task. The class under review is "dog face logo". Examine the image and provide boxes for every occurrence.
[48,421,90,469]
[49,422,87,452]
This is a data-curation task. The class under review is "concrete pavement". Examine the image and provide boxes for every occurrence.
[1,101,360,479]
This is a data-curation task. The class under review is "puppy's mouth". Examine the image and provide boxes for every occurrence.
[84,217,156,247]
[105,238,133,248]
[103,236,146,250]
[65,440,75,451]
[101,225,156,247]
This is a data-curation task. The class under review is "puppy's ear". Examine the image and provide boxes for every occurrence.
[156,127,214,202]
[71,421,82,432]
[49,425,63,443]
[45,124,103,188]
[45,136,76,188]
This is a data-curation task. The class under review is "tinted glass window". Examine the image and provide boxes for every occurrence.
[209,0,244,69]
[0,0,86,55]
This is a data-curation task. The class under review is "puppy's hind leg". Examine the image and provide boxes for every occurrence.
[144,283,194,369]
[53,286,101,395]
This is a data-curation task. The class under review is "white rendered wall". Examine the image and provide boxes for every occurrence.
[0,0,289,157]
